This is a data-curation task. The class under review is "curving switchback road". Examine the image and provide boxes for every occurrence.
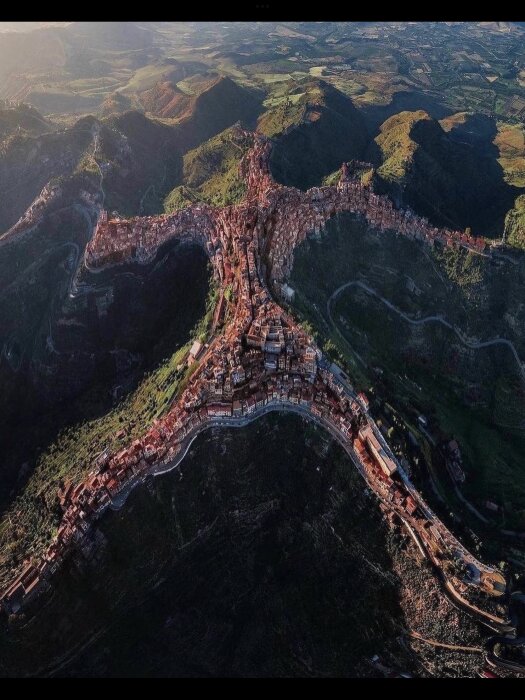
[327,279,525,384]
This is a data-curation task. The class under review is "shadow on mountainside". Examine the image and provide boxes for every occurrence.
[370,111,523,237]
[266,81,368,191]
[360,90,454,135]
[0,414,415,678]
[0,231,210,516]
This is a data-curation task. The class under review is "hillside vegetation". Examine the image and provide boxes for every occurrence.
[373,110,428,182]
[0,113,97,233]
[504,194,525,248]
[0,413,421,677]
[290,212,525,526]
[139,80,192,120]
[137,69,229,121]
[0,259,215,590]
[0,79,264,536]
[0,102,51,139]
[174,76,262,147]
[259,80,368,190]
[99,78,262,215]
[372,110,523,237]
[494,122,525,187]
[164,126,253,211]
[0,75,263,233]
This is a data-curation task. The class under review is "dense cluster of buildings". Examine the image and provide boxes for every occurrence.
[85,204,218,271]
[85,131,488,291]
[0,132,506,619]
[263,157,488,286]
[4,182,63,241]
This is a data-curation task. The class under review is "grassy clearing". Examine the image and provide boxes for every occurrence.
[121,64,175,94]
[215,59,248,81]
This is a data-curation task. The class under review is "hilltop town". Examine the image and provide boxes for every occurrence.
[1,131,508,640]
[85,129,488,289]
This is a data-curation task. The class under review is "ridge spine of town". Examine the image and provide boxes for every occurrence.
[0,128,511,641]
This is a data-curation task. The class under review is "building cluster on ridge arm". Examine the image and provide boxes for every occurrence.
[85,204,218,271]
[86,130,488,286]
[0,131,506,621]
[264,163,488,287]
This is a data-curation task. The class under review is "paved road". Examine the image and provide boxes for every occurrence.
[107,403,366,507]
[143,394,496,584]
[327,279,525,383]
[151,402,368,481]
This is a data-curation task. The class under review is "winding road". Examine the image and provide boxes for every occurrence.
[327,279,525,384]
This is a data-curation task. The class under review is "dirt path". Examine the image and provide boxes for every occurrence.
[407,630,482,653]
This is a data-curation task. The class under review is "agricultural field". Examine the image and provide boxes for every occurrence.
[1,21,525,126]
